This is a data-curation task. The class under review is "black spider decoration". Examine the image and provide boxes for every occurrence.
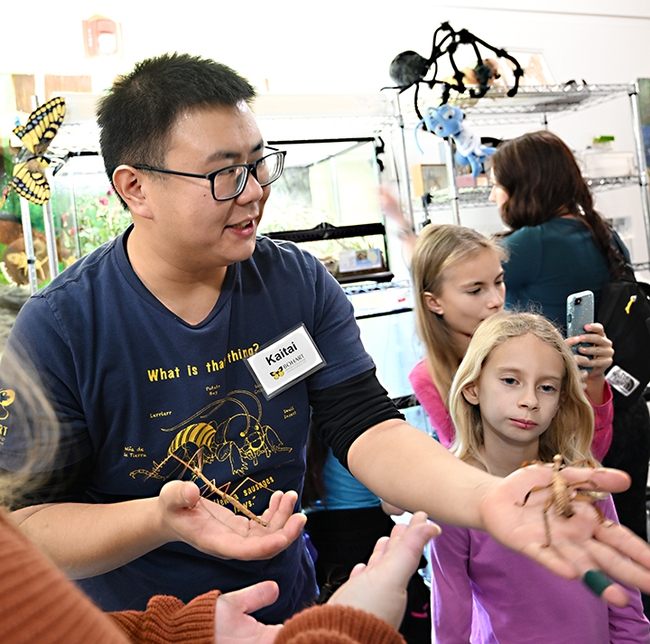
[387,21,524,119]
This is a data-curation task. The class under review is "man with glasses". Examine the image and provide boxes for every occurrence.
[4,52,650,627]
[3,53,399,621]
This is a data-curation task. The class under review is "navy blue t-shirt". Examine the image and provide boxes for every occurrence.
[0,227,375,621]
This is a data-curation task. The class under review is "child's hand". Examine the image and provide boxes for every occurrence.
[567,322,613,378]
[328,512,440,628]
[380,186,408,229]
[380,186,417,267]
[214,581,283,644]
[565,323,613,405]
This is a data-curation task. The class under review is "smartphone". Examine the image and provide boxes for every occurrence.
[566,290,595,370]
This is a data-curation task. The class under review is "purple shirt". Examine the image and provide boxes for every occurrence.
[429,495,649,643]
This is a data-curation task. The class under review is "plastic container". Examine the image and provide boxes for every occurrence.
[580,137,636,178]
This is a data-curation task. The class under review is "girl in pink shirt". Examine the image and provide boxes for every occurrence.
[409,224,614,460]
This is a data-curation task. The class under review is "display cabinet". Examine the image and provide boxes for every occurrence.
[395,83,650,268]
[254,97,427,423]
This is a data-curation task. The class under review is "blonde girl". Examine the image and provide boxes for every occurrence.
[411,224,506,415]
[449,312,593,471]
[409,224,614,460]
[429,312,649,643]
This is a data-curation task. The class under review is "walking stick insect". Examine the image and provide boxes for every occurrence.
[168,451,268,527]
[520,454,611,547]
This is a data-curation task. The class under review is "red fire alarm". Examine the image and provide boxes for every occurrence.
[82,15,122,58]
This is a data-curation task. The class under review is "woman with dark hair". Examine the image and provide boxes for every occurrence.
[491,130,650,572]
[493,130,626,325]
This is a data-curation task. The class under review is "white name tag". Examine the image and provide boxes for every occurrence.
[245,324,326,399]
[606,365,640,397]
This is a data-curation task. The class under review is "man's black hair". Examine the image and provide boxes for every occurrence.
[96,52,256,205]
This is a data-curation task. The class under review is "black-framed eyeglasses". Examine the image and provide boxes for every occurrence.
[132,147,286,201]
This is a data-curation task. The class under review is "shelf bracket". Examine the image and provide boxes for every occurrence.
[628,82,650,264]
[443,138,461,225]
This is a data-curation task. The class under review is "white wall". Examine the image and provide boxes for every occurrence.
[2,1,650,92]
[3,1,650,267]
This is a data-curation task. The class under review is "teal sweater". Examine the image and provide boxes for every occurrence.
[501,218,625,328]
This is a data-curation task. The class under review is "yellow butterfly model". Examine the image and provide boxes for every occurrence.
[0,96,66,208]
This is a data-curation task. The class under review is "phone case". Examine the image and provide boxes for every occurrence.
[566,290,595,370]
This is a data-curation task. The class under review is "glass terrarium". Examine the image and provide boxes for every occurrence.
[259,138,391,282]
[49,153,132,267]
[43,138,388,284]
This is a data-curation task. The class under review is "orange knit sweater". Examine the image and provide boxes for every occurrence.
[277,605,406,644]
[0,511,218,643]
[0,511,405,644]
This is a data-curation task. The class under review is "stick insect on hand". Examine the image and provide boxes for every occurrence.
[156,455,305,562]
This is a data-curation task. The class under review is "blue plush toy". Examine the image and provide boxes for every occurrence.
[416,105,495,177]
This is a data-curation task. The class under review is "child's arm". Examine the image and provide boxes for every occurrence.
[327,512,439,630]
[589,381,614,462]
[408,360,456,448]
[566,322,614,460]
[379,187,417,268]
[429,524,474,643]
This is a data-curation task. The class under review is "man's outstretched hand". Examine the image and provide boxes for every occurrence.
[482,462,650,606]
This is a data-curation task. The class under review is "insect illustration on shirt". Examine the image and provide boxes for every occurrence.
[519,454,612,547]
[169,449,268,526]
[131,389,292,480]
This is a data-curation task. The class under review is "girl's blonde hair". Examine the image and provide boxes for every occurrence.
[449,312,594,468]
[411,224,506,402]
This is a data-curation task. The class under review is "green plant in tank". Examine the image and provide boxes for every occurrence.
[59,187,131,259]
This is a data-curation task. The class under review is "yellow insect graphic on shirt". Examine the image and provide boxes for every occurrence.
[131,389,292,480]
[0,389,15,421]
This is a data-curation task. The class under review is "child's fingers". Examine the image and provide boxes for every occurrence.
[576,340,613,373]
[365,513,438,571]
[365,535,392,569]
[583,322,605,337]
[579,333,612,350]
[577,346,607,363]
[348,562,367,579]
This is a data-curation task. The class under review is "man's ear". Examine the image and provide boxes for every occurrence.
[423,291,444,315]
[462,383,480,405]
[112,165,153,220]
